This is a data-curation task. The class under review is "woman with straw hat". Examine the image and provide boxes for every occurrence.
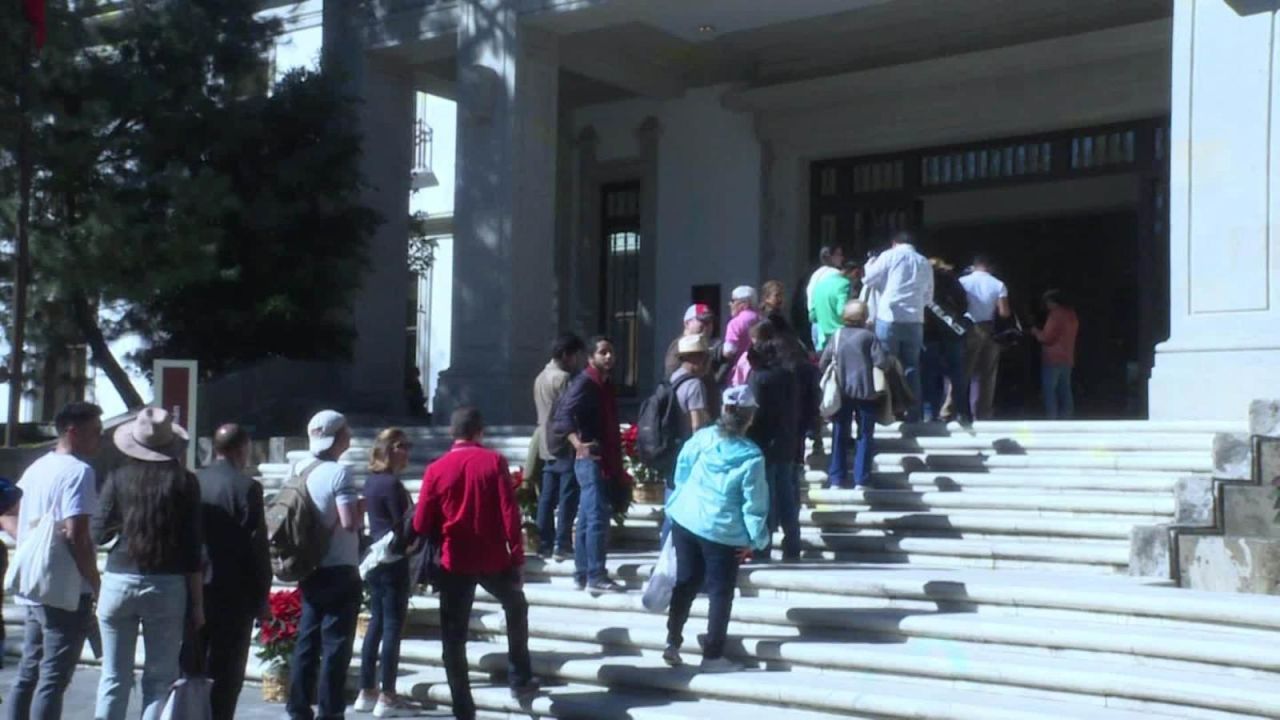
[92,407,204,720]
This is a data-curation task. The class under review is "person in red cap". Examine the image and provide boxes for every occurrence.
[663,303,716,376]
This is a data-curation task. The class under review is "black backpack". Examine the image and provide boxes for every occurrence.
[635,374,699,472]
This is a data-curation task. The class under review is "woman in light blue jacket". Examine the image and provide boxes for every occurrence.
[663,385,770,673]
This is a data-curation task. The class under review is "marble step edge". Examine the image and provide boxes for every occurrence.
[441,601,1280,717]
[391,636,1211,720]
[524,557,1280,631]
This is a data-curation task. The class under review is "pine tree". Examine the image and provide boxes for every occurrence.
[1,0,378,409]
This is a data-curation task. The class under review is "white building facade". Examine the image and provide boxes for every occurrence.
[24,0,1260,425]
[317,0,1276,423]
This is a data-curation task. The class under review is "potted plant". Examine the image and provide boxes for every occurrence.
[622,425,664,506]
[257,588,302,703]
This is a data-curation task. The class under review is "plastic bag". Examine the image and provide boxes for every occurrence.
[159,677,213,720]
[4,514,81,611]
[641,534,678,613]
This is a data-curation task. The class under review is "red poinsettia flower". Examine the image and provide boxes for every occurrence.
[512,468,524,488]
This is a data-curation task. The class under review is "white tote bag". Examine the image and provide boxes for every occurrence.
[818,329,844,418]
[159,677,213,720]
[4,514,81,612]
[641,534,678,613]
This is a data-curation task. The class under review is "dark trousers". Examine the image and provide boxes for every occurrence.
[829,398,878,488]
[201,598,255,720]
[666,523,740,660]
[536,466,579,555]
[288,566,361,720]
[923,336,969,422]
[764,464,801,558]
[360,559,411,694]
[5,594,92,720]
[438,569,532,720]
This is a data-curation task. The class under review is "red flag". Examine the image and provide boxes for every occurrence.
[22,0,46,49]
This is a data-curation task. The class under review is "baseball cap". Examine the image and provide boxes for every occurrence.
[730,286,757,303]
[683,303,712,323]
[307,410,348,455]
[676,335,709,356]
[722,384,758,409]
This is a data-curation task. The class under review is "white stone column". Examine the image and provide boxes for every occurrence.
[433,1,559,424]
[1150,0,1280,420]
[324,0,415,416]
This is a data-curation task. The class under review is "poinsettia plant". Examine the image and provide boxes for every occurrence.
[621,424,661,486]
[256,589,302,670]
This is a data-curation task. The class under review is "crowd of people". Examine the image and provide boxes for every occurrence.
[0,233,1082,720]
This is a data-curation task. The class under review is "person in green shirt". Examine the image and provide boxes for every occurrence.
[810,260,862,350]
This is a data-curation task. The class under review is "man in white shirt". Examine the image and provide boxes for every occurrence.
[805,245,844,348]
[3,402,104,720]
[959,256,1011,420]
[287,410,363,720]
[862,232,933,421]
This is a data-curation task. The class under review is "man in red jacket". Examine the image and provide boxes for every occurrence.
[413,407,536,718]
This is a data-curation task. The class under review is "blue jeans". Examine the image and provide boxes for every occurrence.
[573,459,610,585]
[360,559,410,694]
[6,594,93,720]
[289,565,361,720]
[829,399,878,487]
[765,464,802,559]
[876,322,925,421]
[537,466,579,555]
[922,336,969,422]
[666,523,740,660]
[1042,364,1074,419]
[95,573,188,720]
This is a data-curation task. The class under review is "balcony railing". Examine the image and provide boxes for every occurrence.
[411,113,439,189]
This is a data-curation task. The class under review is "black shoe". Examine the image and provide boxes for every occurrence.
[553,550,572,562]
[662,645,683,667]
[510,680,540,699]
[782,553,801,563]
[573,577,587,591]
[587,578,626,595]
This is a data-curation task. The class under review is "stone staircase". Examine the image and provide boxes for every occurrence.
[15,419,1279,718]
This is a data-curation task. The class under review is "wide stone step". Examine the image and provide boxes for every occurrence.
[629,504,1157,540]
[393,637,1192,720]
[442,597,1280,718]
[871,451,1214,473]
[806,488,1177,515]
[876,471,1181,492]
[875,433,1218,454]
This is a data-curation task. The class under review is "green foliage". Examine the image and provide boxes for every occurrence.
[122,68,378,375]
[0,0,378,401]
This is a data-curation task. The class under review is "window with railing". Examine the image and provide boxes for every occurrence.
[412,93,438,189]
[600,182,642,396]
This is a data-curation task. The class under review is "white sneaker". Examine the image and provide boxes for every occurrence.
[373,699,421,718]
[353,692,378,713]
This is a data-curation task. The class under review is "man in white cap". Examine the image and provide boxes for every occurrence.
[663,303,715,376]
[722,286,760,367]
[287,410,363,720]
[659,335,712,541]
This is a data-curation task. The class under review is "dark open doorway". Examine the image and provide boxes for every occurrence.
[927,210,1144,419]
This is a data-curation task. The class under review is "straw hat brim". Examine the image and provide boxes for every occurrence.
[113,419,189,463]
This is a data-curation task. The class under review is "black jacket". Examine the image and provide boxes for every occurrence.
[197,459,272,615]
[926,267,969,343]
[552,372,603,447]
[748,363,800,465]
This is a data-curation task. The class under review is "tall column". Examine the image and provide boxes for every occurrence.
[1149,0,1280,420]
[323,0,415,416]
[433,1,559,424]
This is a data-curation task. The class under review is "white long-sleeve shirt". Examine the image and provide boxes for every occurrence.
[862,243,933,324]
